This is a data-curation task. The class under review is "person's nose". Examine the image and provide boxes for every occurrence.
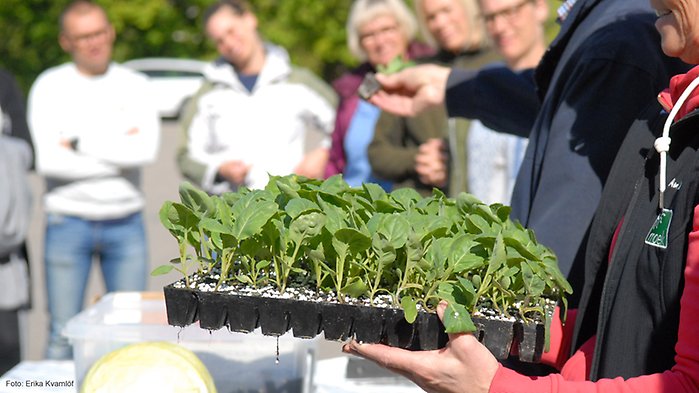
[490,15,508,33]
[221,35,236,52]
[373,33,392,49]
[433,13,449,30]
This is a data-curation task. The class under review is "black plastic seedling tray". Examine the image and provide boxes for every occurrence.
[164,284,547,362]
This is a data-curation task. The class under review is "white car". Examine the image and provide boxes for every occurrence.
[124,58,207,118]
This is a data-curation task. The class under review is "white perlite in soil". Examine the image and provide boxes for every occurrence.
[171,272,556,324]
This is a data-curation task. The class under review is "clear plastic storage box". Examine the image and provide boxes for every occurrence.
[63,292,317,393]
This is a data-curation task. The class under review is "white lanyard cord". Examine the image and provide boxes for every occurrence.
[656,76,699,209]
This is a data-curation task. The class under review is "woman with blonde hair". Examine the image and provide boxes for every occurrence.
[324,0,433,189]
[368,0,499,198]
[414,0,489,52]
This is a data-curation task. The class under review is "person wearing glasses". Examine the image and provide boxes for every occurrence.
[460,0,548,205]
[27,0,160,359]
[367,0,499,198]
[324,0,434,190]
[478,0,548,82]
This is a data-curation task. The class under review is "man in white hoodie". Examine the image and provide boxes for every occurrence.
[27,0,160,359]
[177,0,336,193]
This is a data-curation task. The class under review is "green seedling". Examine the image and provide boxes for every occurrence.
[155,174,572,338]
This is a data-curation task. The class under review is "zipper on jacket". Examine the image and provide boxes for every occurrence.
[588,150,654,380]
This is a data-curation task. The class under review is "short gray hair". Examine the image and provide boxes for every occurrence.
[60,0,109,33]
[414,0,489,50]
[346,0,419,62]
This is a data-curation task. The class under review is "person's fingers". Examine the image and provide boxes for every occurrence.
[341,342,416,384]
[437,301,462,343]
[376,64,440,89]
[418,172,446,187]
[419,140,441,155]
[437,301,448,320]
[375,69,419,93]
[415,163,441,179]
[341,342,354,355]
[346,340,426,373]
[374,65,449,111]
[415,156,446,176]
[414,84,446,111]
[416,157,446,174]
[346,340,392,362]
[415,153,432,167]
[369,91,414,117]
[374,72,397,88]
[437,301,479,345]
[426,138,443,147]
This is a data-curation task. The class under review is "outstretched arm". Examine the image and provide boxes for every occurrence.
[445,67,538,137]
[368,64,538,137]
[368,64,451,117]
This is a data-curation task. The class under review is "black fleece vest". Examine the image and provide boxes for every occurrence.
[572,107,699,380]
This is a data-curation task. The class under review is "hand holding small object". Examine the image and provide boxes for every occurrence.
[368,64,451,117]
[342,301,498,393]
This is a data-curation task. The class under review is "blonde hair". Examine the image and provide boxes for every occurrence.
[414,0,489,51]
[346,0,419,62]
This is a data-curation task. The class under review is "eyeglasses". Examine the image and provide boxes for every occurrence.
[66,27,110,46]
[481,0,534,25]
[359,24,400,44]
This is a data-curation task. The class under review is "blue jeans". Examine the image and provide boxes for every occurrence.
[44,212,148,360]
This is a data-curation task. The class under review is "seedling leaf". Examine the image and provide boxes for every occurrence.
[401,296,418,323]
[151,265,175,276]
[179,182,215,217]
[231,199,277,240]
[342,277,368,298]
[443,303,476,333]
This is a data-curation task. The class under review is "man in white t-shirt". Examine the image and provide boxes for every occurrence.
[27,0,160,360]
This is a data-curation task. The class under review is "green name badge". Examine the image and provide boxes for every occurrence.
[645,209,673,249]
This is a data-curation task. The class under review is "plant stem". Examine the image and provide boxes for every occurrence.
[179,242,190,288]
[281,241,303,294]
[335,254,345,303]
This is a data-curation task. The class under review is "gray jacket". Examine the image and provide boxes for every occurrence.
[0,133,32,257]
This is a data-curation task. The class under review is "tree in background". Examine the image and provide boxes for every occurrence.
[0,0,558,94]
[0,0,355,93]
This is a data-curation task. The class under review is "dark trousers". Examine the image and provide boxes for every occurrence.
[0,309,20,376]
